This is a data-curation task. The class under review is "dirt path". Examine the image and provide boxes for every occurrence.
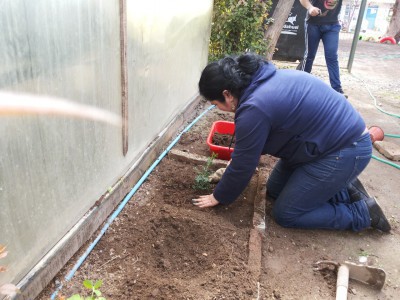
[267,39,400,299]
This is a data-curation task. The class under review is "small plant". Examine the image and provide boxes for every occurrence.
[358,250,370,257]
[64,280,106,300]
[193,153,218,190]
[0,244,21,298]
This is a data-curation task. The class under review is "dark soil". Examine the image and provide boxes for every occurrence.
[37,107,263,299]
[212,133,235,148]
[58,158,258,299]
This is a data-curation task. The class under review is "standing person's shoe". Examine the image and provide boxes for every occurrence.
[337,88,348,99]
[347,178,370,202]
[364,197,391,232]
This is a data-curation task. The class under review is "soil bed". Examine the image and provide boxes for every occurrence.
[38,107,262,299]
[67,159,257,299]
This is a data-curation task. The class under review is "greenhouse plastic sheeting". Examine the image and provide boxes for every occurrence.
[0,0,212,286]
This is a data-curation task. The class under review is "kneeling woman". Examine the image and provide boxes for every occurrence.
[192,52,390,232]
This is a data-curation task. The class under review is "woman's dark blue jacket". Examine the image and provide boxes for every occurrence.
[213,62,366,204]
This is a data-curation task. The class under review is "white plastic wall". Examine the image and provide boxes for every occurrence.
[0,0,212,285]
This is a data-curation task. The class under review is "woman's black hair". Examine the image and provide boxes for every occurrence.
[198,52,267,102]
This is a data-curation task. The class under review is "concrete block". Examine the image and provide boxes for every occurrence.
[373,140,400,161]
[168,149,228,169]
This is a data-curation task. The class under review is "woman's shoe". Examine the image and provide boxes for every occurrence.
[347,178,370,202]
[365,197,391,233]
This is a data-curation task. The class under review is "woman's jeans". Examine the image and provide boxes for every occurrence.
[266,133,372,231]
[300,22,342,92]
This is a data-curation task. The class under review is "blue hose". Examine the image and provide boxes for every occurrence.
[385,133,400,138]
[51,104,215,299]
[372,154,400,170]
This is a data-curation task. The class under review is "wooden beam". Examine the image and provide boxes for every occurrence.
[120,0,129,156]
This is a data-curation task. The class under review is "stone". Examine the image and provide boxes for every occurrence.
[373,141,400,161]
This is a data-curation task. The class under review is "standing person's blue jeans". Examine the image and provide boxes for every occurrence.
[266,133,372,231]
[300,22,342,92]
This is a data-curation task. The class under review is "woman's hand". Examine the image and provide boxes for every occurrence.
[308,6,321,17]
[192,194,219,208]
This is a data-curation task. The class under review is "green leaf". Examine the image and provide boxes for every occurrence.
[94,289,102,296]
[209,0,271,60]
[67,294,84,300]
[83,280,93,289]
[93,280,103,289]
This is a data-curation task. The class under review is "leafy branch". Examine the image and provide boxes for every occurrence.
[209,0,272,61]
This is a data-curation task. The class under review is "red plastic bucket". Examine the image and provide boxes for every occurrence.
[206,121,235,160]
[368,126,384,143]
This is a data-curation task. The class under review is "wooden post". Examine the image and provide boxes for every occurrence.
[120,0,128,155]
[264,0,295,61]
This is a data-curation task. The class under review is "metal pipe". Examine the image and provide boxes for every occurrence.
[347,0,368,73]
[336,265,350,300]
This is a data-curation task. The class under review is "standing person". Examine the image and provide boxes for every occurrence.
[192,52,391,233]
[299,0,345,95]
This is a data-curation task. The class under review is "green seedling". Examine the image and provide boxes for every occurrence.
[193,153,218,190]
[358,250,370,257]
[66,280,106,300]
